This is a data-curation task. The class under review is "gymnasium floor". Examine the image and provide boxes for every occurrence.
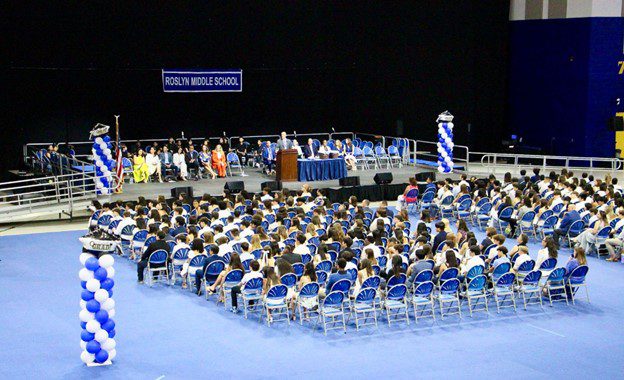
[1,213,623,379]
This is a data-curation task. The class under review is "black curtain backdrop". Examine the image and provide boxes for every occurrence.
[4,2,509,177]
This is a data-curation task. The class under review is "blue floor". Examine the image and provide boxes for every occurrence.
[1,221,624,379]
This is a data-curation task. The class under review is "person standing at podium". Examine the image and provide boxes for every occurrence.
[303,138,318,158]
[276,131,294,150]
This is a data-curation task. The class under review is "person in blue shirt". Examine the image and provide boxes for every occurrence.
[262,141,276,174]
[489,246,510,273]
[325,258,350,295]
[407,245,434,285]
[552,203,581,248]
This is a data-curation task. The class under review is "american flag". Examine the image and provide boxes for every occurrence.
[114,115,124,192]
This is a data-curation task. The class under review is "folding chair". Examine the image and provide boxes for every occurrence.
[240,277,264,320]
[382,284,409,326]
[455,199,472,222]
[131,229,148,259]
[538,215,559,239]
[146,250,169,287]
[518,211,536,238]
[316,261,332,274]
[564,220,585,248]
[97,214,112,230]
[170,247,189,285]
[404,188,419,214]
[293,263,305,279]
[518,270,543,310]
[296,282,320,325]
[490,262,511,284]
[566,265,589,305]
[263,284,290,326]
[418,191,435,213]
[374,146,392,169]
[436,278,461,319]
[542,267,568,306]
[352,288,378,331]
[411,281,436,322]
[475,203,493,230]
[492,272,517,313]
[592,226,612,256]
[329,278,352,313]
[119,225,136,256]
[515,259,535,285]
[439,196,455,220]
[463,274,488,317]
[219,270,244,308]
[387,145,403,167]
[411,270,434,291]
[538,257,557,283]
[495,207,513,232]
[226,152,246,176]
[317,291,346,335]
[202,260,225,297]
[436,267,459,289]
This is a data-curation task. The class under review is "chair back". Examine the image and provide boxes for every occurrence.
[458,198,472,211]
[144,236,157,250]
[315,260,332,273]
[414,269,434,284]
[299,282,320,298]
[421,191,435,203]
[266,284,288,300]
[120,224,136,239]
[482,245,497,259]
[292,263,305,278]
[405,188,419,199]
[539,209,554,221]
[377,255,388,268]
[361,275,381,290]
[568,220,585,234]
[148,249,168,265]
[492,262,511,278]
[97,214,112,228]
[568,265,588,285]
[522,270,542,286]
[241,259,251,272]
[478,202,493,215]
[301,253,312,264]
[413,281,434,297]
[521,211,536,223]
[496,272,516,288]
[323,291,344,308]
[610,218,621,229]
[205,260,226,276]
[355,288,377,303]
[330,278,351,294]
[466,265,485,281]
[172,248,189,261]
[539,257,557,271]
[596,226,612,238]
[189,255,207,269]
[436,241,447,253]
[386,284,407,301]
[439,267,459,282]
[251,249,263,260]
[546,267,566,284]
[243,277,263,293]
[224,269,244,283]
[316,270,328,285]
[468,274,487,292]
[440,278,460,294]
[517,259,535,273]
[543,215,558,229]
[280,273,297,288]
[347,268,358,282]
[387,273,407,287]
[441,195,454,206]
[499,207,513,219]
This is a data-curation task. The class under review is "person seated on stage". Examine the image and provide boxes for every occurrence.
[185,144,201,180]
[292,139,303,157]
[235,137,248,165]
[218,136,230,153]
[173,146,188,181]
[132,148,149,183]
[342,139,357,170]
[212,144,228,178]
[159,146,178,181]
[262,141,276,174]
[145,147,163,183]
[199,145,217,179]
[137,230,170,284]
[318,140,331,157]
[303,138,318,159]
[276,131,294,150]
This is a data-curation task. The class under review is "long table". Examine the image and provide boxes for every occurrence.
[297,158,347,182]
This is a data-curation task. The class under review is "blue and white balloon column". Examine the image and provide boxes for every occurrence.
[79,252,116,365]
[436,111,455,173]
[91,135,115,195]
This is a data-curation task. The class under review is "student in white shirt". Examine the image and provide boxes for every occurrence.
[461,245,485,276]
[230,260,264,313]
[293,234,311,256]
[512,246,532,273]
[362,236,381,258]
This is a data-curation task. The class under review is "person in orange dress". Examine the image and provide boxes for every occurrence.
[212,144,227,178]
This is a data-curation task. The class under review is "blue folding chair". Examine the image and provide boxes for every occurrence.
[220,270,244,308]
[119,224,136,256]
[567,265,589,305]
[146,249,169,287]
[226,152,245,176]
[411,281,435,322]
[170,247,189,285]
[518,211,536,238]
[456,199,472,221]
[436,278,461,319]
[316,271,328,287]
[543,267,568,306]
[330,278,352,312]
[296,282,320,325]
[263,284,290,326]
[538,257,557,282]
[404,188,419,214]
[97,214,112,230]
[202,260,225,297]
[436,267,459,288]
[240,277,264,320]
[463,274,488,317]
[490,262,511,284]
[592,226,612,256]
[131,229,148,258]
[412,269,434,289]
[539,215,559,239]
[515,259,535,285]
[475,202,493,230]
[382,284,409,326]
[280,273,297,292]
[495,207,513,231]
[418,191,436,213]
[352,288,378,331]
[492,272,517,313]
[439,196,455,220]
[317,291,346,335]
[387,273,407,288]
[518,270,543,310]
[293,263,305,279]
[565,220,585,247]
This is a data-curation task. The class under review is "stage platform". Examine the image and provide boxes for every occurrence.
[113,165,444,202]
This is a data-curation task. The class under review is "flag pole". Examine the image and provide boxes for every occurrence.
[114,115,123,193]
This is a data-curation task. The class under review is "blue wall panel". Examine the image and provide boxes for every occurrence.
[509,17,623,157]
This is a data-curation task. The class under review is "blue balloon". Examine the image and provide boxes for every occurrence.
[81,290,94,301]
[103,136,111,143]
[86,299,100,313]
[107,289,113,298]
[109,329,116,338]
[81,281,87,289]
[101,319,115,332]
[95,310,109,324]
[94,267,108,281]
[85,257,100,271]
[95,349,109,363]
[80,321,87,329]
[81,329,95,342]
[101,278,114,290]
[86,340,101,354]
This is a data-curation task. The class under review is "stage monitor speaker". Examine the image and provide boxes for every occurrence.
[224,181,245,194]
[171,186,193,199]
[415,171,436,182]
[339,176,360,186]
[261,181,282,192]
[608,116,624,131]
[374,172,393,185]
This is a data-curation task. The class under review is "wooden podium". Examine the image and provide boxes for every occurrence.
[276,149,298,181]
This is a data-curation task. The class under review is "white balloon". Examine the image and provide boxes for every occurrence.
[437,166,445,173]
[80,340,87,350]
[79,253,94,265]
[437,147,444,154]
[79,268,94,281]
[99,254,114,268]
[95,137,103,144]
[106,267,115,278]
[81,350,95,364]
[104,148,111,156]
[86,319,101,333]
[108,308,116,318]
[96,182,104,189]
[94,289,109,303]
[101,298,115,311]
[99,142,107,149]
[108,349,117,361]
[448,142,454,149]
[79,309,94,322]
[95,329,109,343]
[80,300,86,309]
[101,188,110,195]
[448,122,454,129]
[101,338,116,351]
[86,278,101,292]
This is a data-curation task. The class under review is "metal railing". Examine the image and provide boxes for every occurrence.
[471,152,622,174]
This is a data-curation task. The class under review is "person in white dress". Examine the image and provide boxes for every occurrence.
[145,147,163,182]
[173,146,188,181]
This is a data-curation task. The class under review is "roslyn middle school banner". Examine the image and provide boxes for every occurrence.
[162,69,242,92]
